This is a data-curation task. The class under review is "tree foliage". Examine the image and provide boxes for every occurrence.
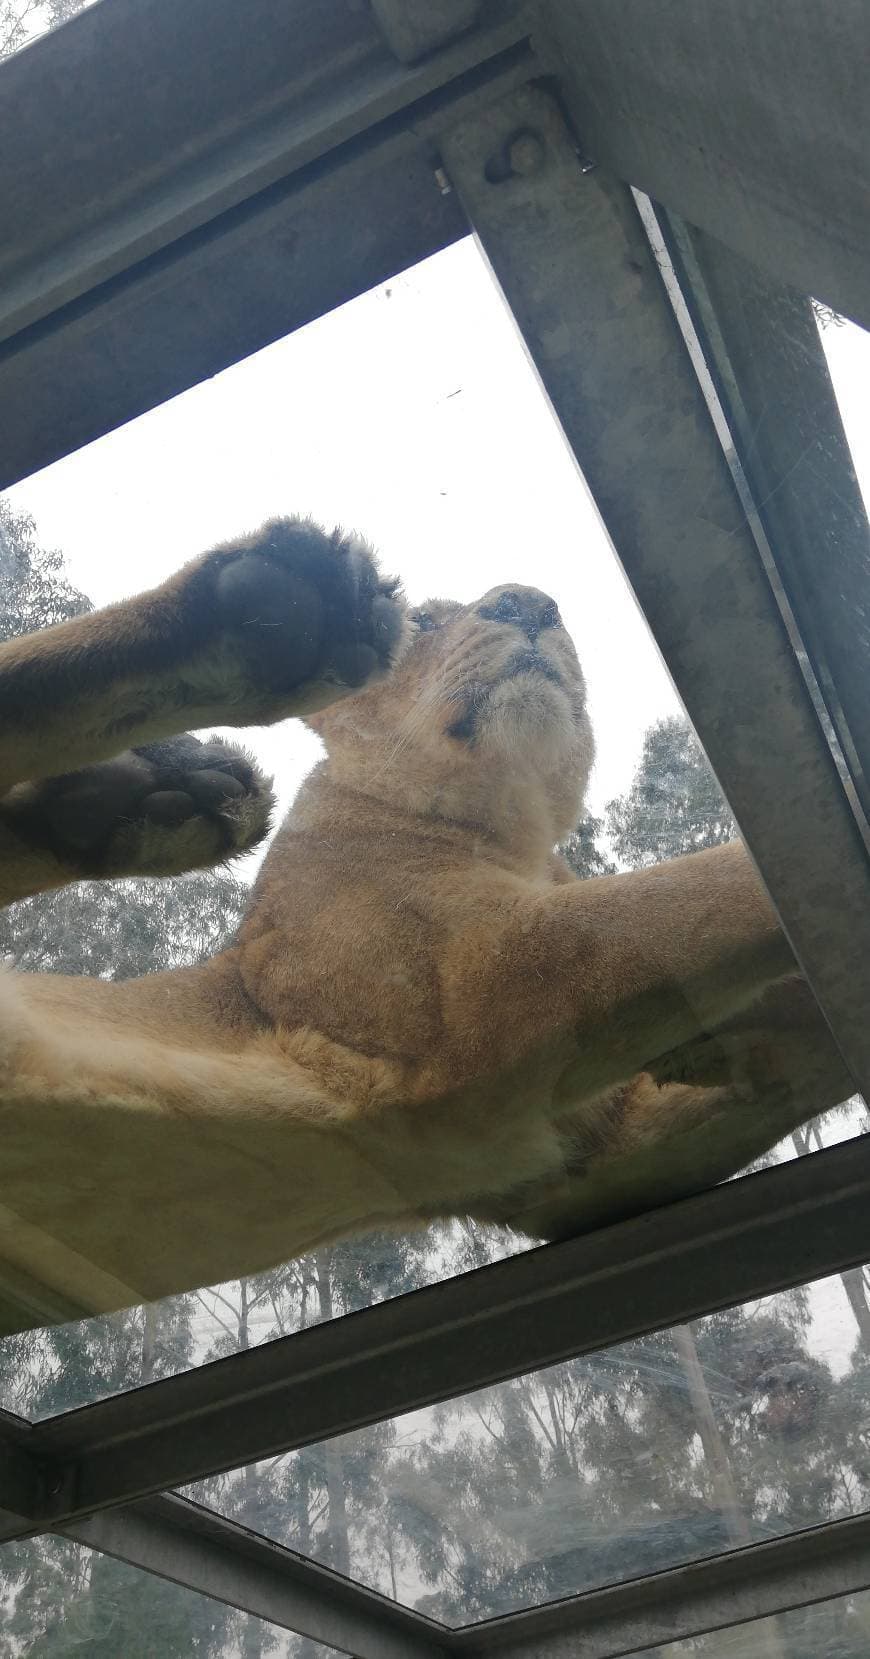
[0,868,249,977]
[560,812,616,879]
[606,715,737,868]
[1,517,868,1656]
[0,499,91,637]
[0,0,90,61]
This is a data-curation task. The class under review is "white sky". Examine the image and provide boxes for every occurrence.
[0,241,688,833]
[8,241,870,850]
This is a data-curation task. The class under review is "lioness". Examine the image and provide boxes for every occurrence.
[0,520,852,1333]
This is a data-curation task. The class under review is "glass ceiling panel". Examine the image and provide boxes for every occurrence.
[0,1533,309,1656]
[652,1582,870,1657]
[0,235,863,1415]
[184,1260,870,1625]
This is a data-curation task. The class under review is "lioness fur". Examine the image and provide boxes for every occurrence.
[0,522,853,1333]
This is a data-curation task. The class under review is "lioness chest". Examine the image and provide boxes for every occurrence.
[236,826,563,1083]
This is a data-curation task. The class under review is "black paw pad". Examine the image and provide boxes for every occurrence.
[1,733,273,877]
[202,519,407,701]
[142,789,197,826]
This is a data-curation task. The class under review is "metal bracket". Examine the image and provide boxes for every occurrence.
[0,1432,60,1534]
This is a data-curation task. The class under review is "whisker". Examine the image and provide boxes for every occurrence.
[367,661,470,783]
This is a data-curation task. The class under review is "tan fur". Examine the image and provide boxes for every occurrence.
[0,543,853,1333]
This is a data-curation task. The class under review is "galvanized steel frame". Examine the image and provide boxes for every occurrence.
[2,0,870,1654]
[438,81,870,1097]
[0,0,528,488]
[62,1503,870,1658]
[534,0,870,333]
[67,1496,452,1659]
[4,1137,870,1524]
[2,1140,870,1652]
[454,1512,870,1659]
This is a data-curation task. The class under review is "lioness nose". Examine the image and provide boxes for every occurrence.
[477,588,561,643]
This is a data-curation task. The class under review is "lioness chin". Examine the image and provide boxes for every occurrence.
[0,521,850,1333]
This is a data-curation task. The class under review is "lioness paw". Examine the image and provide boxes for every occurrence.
[182,518,409,724]
[650,1036,731,1089]
[651,1031,779,1092]
[0,735,274,880]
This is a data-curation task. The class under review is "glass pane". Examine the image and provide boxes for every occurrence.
[0,1228,523,1419]
[185,1263,870,1624]
[1,237,860,1412]
[653,1582,870,1656]
[0,1534,314,1656]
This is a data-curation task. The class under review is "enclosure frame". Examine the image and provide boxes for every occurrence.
[2,0,870,1653]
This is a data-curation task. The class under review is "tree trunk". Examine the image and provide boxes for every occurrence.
[840,1268,870,1352]
[673,1324,786,1659]
[140,1303,157,1384]
[794,1129,870,1352]
[315,1254,351,1579]
[673,1324,750,1548]
[231,1280,264,1658]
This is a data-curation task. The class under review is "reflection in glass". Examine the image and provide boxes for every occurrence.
[184,1268,870,1624]
[0,1534,316,1656]
[654,1582,870,1657]
[0,1226,525,1420]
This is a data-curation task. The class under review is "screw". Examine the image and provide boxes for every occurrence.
[433,165,453,197]
[507,131,546,177]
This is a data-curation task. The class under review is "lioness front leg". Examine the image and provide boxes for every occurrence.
[494,987,854,1245]
[481,842,796,1098]
[0,517,407,791]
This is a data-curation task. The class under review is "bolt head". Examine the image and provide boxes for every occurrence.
[508,132,546,177]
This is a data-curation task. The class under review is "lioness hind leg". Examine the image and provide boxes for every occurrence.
[0,966,344,1322]
[0,517,408,792]
[0,733,274,904]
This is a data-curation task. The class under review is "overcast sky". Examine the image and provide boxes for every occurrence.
[8,239,870,857]
[7,240,678,832]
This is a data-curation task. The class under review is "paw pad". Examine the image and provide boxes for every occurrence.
[1,734,275,880]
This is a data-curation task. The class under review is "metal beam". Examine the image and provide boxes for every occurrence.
[61,1499,870,1658]
[3,0,866,479]
[0,0,529,488]
[535,0,870,331]
[0,1415,46,1533]
[2,1137,870,1536]
[65,1494,449,1659]
[438,83,870,1097]
[455,1513,870,1659]
[0,118,463,492]
[651,210,870,826]
[0,0,525,342]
